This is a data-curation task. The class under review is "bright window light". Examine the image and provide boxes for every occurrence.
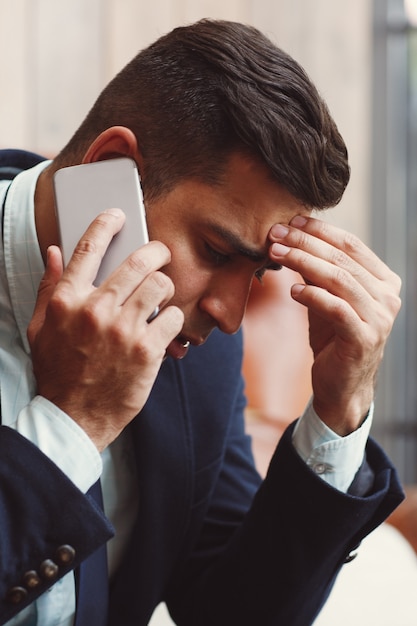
[405,0,417,25]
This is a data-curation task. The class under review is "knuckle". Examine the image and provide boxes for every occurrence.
[382,292,402,326]
[55,295,103,336]
[329,247,350,271]
[72,237,99,260]
[126,251,152,276]
[107,321,129,346]
[329,265,350,289]
[151,271,174,295]
[133,336,158,362]
[166,305,185,330]
[330,298,350,323]
[46,289,72,320]
[293,230,310,249]
[380,316,393,338]
[82,302,100,326]
[390,271,402,295]
[173,305,185,323]
[389,291,402,316]
[293,250,311,274]
[341,231,362,256]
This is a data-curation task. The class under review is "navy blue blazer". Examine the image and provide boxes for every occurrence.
[0,151,404,625]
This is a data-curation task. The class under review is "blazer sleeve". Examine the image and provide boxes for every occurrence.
[165,334,404,626]
[0,426,113,625]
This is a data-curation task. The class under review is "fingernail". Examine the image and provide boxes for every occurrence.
[291,283,306,296]
[271,242,291,256]
[103,208,124,218]
[271,224,289,239]
[291,215,308,228]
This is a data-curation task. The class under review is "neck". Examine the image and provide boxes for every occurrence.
[34,165,60,264]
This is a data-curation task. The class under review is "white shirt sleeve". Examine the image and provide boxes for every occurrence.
[292,396,373,493]
[8,395,102,493]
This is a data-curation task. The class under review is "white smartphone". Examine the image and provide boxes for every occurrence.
[53,157,150,285]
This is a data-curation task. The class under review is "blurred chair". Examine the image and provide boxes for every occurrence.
[243,268,313,475]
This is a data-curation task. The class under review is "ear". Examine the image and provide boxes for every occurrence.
[82,126,143,168]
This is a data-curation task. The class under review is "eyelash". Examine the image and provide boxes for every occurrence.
[254,264,283,284]
[205,243,231,266]
[204,243,282,284]
[255,268,266,283]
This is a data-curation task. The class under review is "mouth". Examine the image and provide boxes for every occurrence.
[165,334,192,360]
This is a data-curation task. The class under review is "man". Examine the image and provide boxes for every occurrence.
[0,18,403,626]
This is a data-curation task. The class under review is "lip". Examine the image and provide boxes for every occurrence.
[165,332,210,360]
[165,335,192,360]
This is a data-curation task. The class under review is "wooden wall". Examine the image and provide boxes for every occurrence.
[0,0,372,238]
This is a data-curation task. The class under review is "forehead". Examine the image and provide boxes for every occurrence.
[199,153,309,244]
[147,152,310,255]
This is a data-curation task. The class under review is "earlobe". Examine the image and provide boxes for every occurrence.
[82,126,140,164]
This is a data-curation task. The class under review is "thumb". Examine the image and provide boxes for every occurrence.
[27,245,63,345]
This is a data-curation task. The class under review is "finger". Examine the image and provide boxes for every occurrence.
[27,245,64,345]
[285,249,399,327]
[290,279,399,364]
[291,215,389,278]
[145,304,185,352]
[270,238,376,322]
[271,215,398,285]
[290,282,368,346]
[63,208,126,286]
[269,217,401,317]
[120,269,176,326]
[100,240,173,306]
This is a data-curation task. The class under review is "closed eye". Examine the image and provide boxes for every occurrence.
[204,243,231,266]
[255,263,283,284]
[204,240,282,282]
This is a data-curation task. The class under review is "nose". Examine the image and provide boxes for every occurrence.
[199,275,252,335]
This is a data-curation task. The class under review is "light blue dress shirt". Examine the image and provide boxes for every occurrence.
[0,163,371,625]
[1,163,138,625]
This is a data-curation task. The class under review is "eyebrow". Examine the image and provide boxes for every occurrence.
[208,223,270,265]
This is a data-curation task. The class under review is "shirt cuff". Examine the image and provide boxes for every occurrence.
[292,396,373,493]
[9,395,102,493]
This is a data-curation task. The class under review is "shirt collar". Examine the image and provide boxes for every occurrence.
[3,160,52,353]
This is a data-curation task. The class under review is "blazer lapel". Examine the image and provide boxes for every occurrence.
[133,355,193,558]
[108,355,193,623]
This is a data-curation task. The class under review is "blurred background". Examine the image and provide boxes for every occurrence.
[1,0,417,622]
[1,0,415,482]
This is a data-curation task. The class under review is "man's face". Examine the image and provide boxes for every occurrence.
[146,153,309,347]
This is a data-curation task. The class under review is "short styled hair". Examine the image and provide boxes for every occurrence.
[57,19,350,209]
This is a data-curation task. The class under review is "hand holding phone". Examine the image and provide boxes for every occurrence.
[53,157,150,286]
[28,212,184,450]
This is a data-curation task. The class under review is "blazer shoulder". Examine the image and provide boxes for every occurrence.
[0,149,46,181]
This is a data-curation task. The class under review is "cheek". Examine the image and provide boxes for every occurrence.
[163,254,206,307]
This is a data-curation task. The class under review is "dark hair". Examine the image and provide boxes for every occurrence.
[57,19,350,208]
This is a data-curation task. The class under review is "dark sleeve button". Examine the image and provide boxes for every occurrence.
[56,544,76,565]
[7,586,28,604]
[22,570,41,589]
[345,550,358,563]
[39,559,59,580]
